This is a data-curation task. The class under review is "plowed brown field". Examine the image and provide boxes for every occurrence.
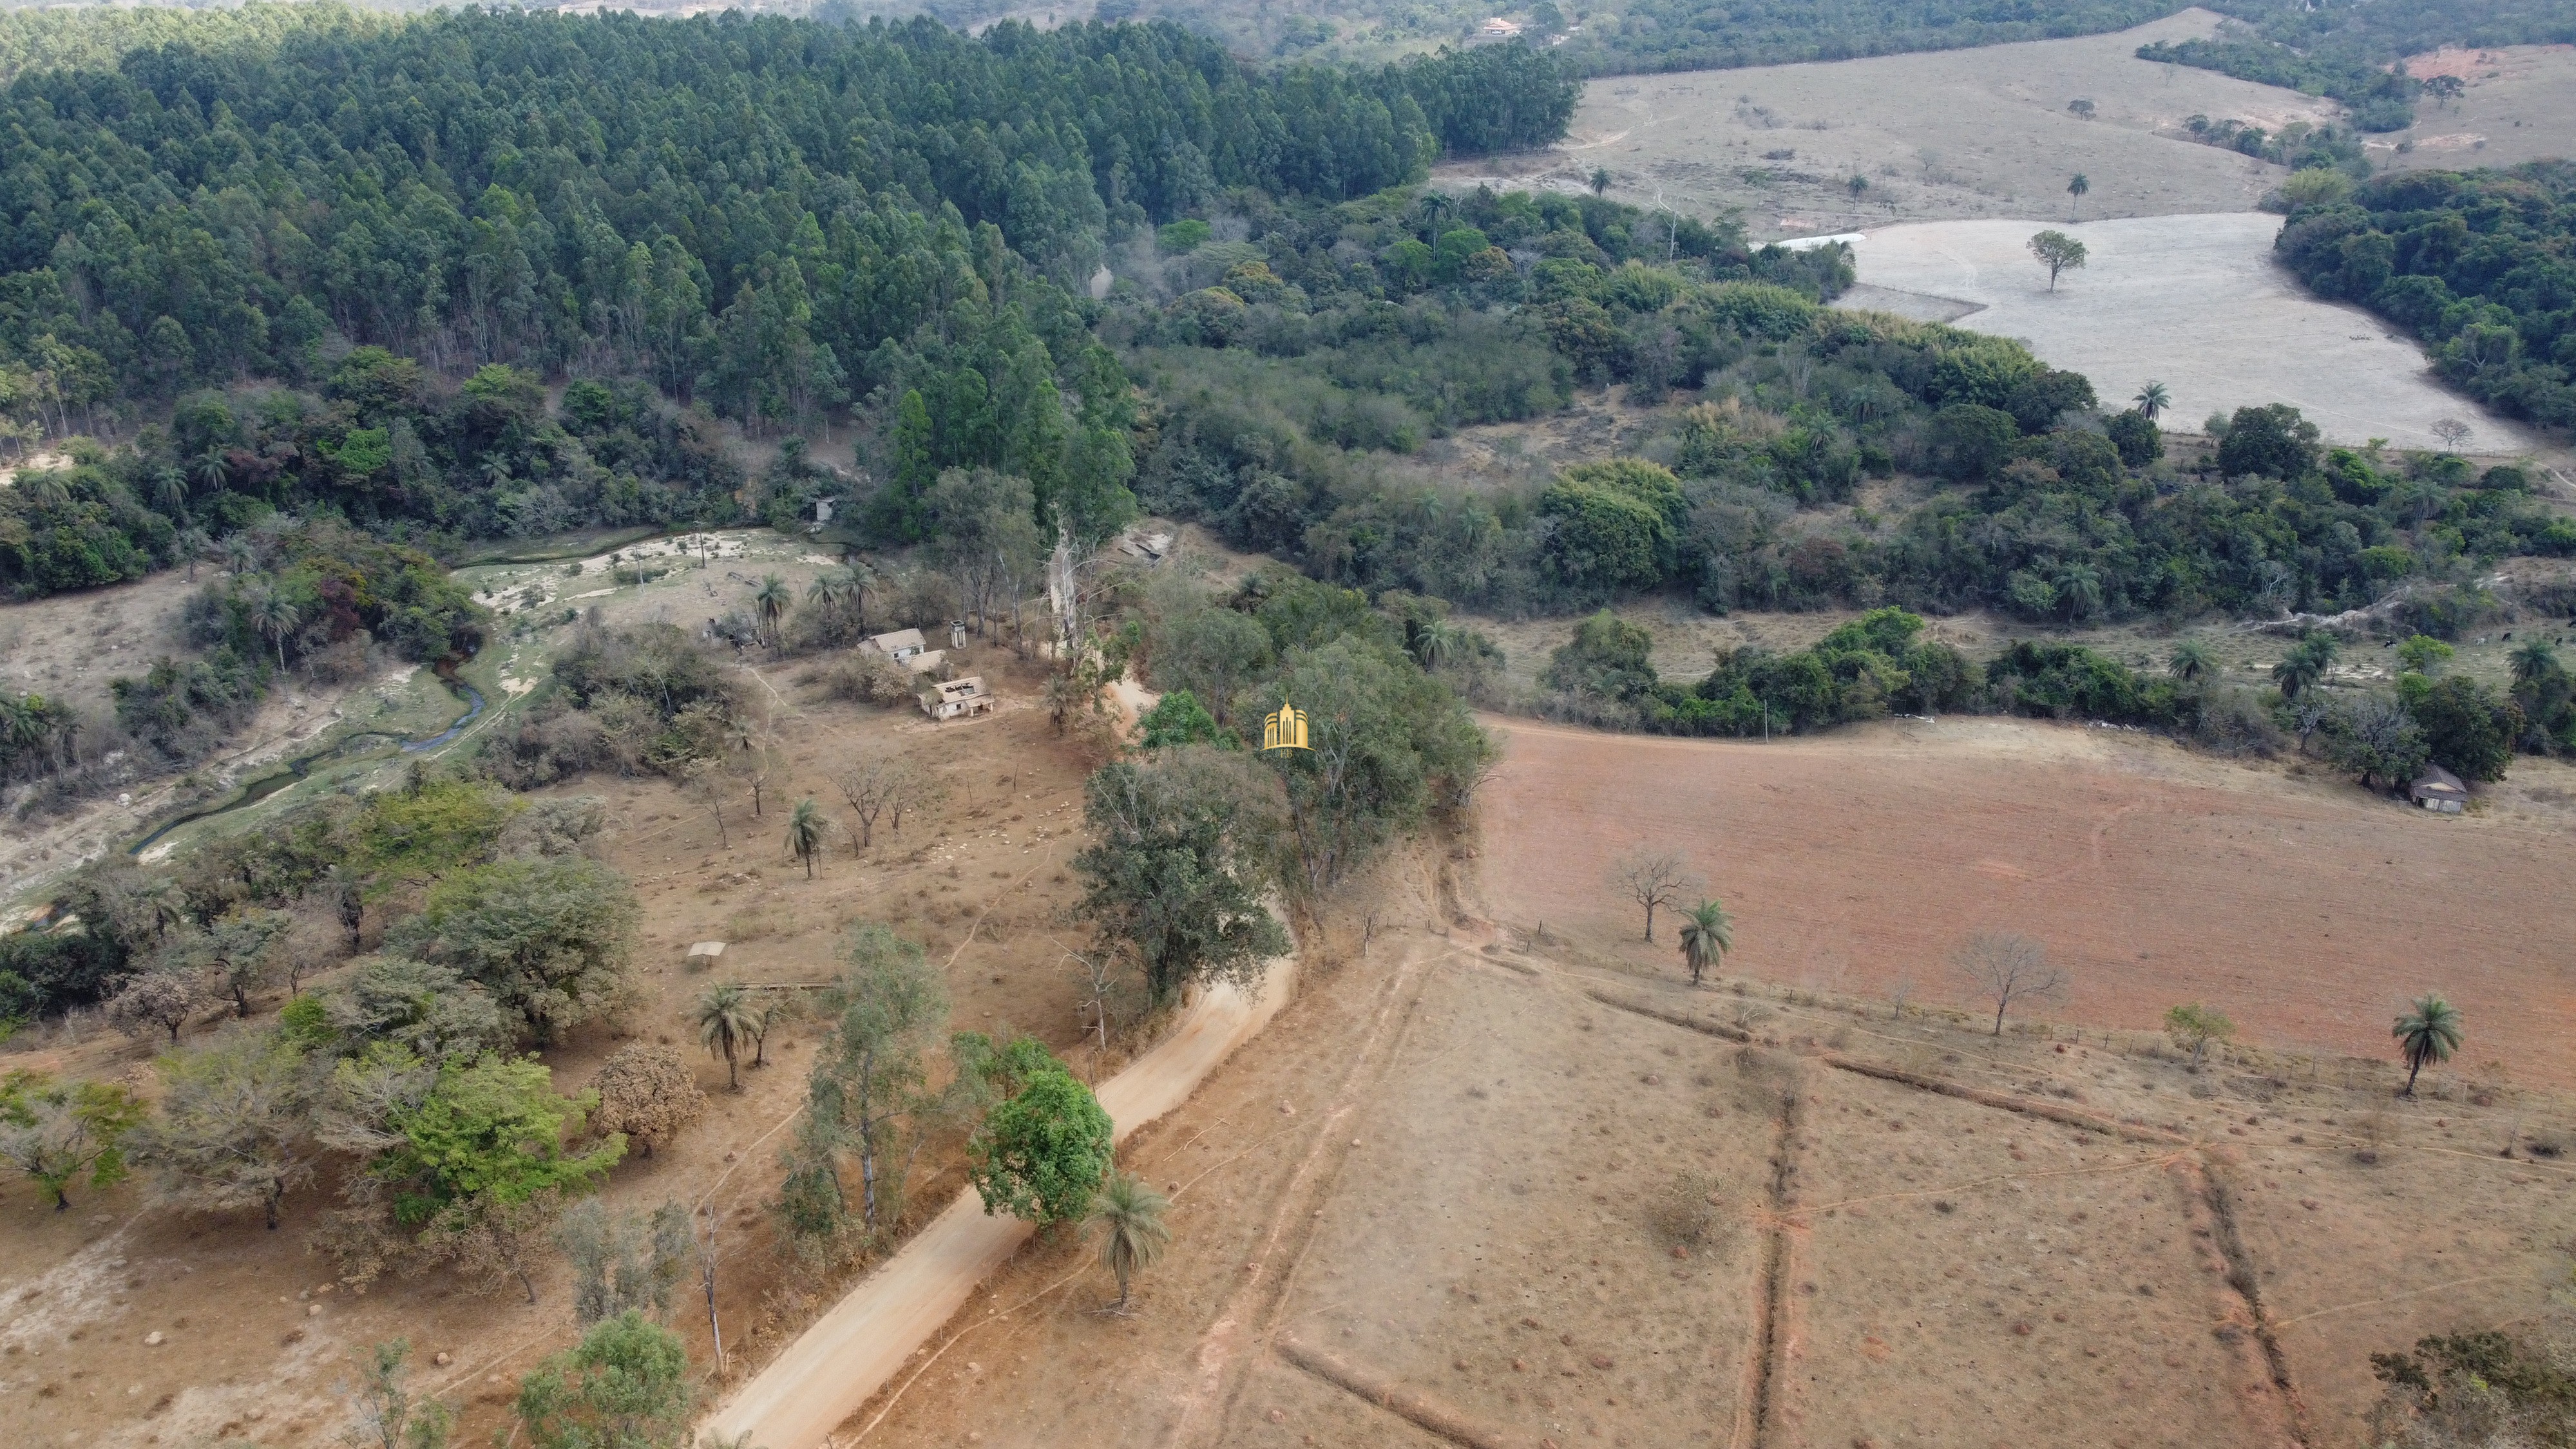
[1478,714,2576,1088]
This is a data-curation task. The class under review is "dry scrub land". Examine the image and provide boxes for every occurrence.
[2378,44,2576,175]
[1440,10,2336,240]
[833,856,2576,1449]
[0,647,1108,1449]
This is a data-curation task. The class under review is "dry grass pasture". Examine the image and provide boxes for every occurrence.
[1438,10,2337,240]
[1834,214,2536,450]
[825,873,2576,1449]
[2379,44,2576,175]
[1478,711,2576,1089]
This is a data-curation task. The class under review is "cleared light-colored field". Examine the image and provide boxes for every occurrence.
[1439,10,2335,239]
[1835,213,2530,450]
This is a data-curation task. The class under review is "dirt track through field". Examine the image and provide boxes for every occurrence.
[1478,714,2576,1088]
[700,940,1299,1449]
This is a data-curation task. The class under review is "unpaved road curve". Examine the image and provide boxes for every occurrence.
[700,951,1297,1449]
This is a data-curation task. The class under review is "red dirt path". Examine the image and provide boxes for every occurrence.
[1478,714,2576,1088]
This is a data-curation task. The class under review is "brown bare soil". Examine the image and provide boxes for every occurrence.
[807,856,2576,1449]
[1478,712,2576,1090]
[0,654,1112,1449]
[2380,44,2576,174]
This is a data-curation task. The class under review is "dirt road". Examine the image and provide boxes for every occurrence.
[700,942,1297,1449]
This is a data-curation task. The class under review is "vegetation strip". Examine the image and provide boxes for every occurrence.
[2185,1157,2316,1448]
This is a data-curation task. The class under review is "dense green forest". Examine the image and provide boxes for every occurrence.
[2277,162,2576,433]
[2142,0,2576,132]
[0,3,1573,593]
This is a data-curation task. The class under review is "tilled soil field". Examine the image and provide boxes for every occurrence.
[1477,714,2576,1090]
[832,895,2576,1449]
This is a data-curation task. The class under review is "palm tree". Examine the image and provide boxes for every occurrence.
[222,534,258,576]
[752,574,792,649]
[844,558,877,635]
[2391,994,2462,1097]
[2168,639,2217,683]
[2271,634,2334,700]
[1590,167,1612,197]
[2510,639,2560,687]
[805,567,853,630]
[245,583,300,674]
[2067,172,2090,220]
[1086,1172,1171,1314]
[2052,562,2103,623]
[696,982,758,1090]
[151,466,189,520]
[191,445,230,498]
[783,797,828,879]
[1408,618,1462,672]
[2133,381,2170,422]
[1677,899,1734,988]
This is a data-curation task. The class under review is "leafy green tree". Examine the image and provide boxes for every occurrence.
[322,956,508,1065]
[1150,604,1274,728]
[2162,1003,2236,1070]
[1077,750,1288,1007]
[131,1027,316,1228]
[2396,635,2454,676]
[513,1311,692,1449]
[1545,611,1659,704]
[1677,899,1734,987]
[2028,229,2087,289]
[0,1072,146,1210]
[205,909,291,1018]
[1136,690,1235,750]
[351,1054,624,1300]
[2216,403,2321,480]
[2392,994,2462,1097]
[784,797,829,879]
[388,857,639,1047]
[2405,674,2521,781]
[695,984,758,1092]
[1087,1171,1171,1312]
[968,1059,1113,1227]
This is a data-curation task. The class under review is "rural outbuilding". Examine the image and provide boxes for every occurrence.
[922,676,997,721]
[2409,764,2469,813]
[686,940,727,966]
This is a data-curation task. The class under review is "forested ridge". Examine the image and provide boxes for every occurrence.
[0,5,1572,585]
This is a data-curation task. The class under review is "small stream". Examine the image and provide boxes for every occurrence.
[126,680,486,855]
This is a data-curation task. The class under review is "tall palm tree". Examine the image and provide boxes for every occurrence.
[2391,994,2462,1097]
[151,466,190,520]
[696,982,758,1091]
[245,583,300,674]
[192,445,231,498]
[1408,618,1462,672]
[752,574,792,649]
[2510,638,2560,687]
[2133,381,2170,422]
[1590,167,1612,197]
[1086,1172,1170,1314]
[2168,639,2217,683]
[805,567,852,628]
[1677,899,1734,988]
[2271,634,2334,700]
[2067,172,2090,220]
[2053,562,2103,623]
[222,534,258,576]
[783,797,828,879]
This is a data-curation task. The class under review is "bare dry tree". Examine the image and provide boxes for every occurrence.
[885,763,949,835]
[837,758,899,849]
[1610,849,1702,943]
[1954,931,2068,1036]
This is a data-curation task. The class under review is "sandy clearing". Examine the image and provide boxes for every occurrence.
[1836,213,2530,451]
[2378,44,2576,174]
[1476,712,2576,1088]
[701,938,1298,1449]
